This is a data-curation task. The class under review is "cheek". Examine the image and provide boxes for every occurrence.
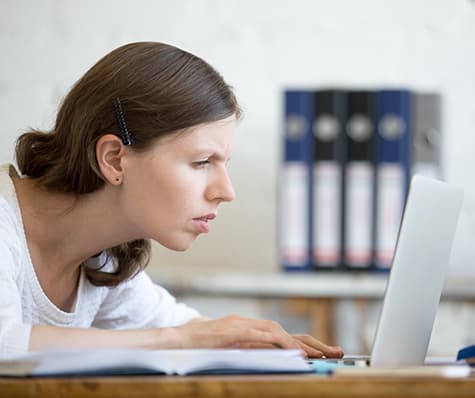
[143,170,200,219]
[123,161,206,222]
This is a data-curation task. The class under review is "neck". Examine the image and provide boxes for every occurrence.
[13,176,142,275]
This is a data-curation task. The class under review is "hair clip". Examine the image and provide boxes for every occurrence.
[113,97,134,146]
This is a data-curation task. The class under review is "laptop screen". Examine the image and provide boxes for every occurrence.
[370,175,463,367]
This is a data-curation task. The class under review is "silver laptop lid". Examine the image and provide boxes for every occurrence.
[370,175,463,368]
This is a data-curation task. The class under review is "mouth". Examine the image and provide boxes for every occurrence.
[192,214,216,233]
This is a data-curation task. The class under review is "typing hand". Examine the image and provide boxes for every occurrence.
[170,316,343,358]
[169,315,302,351]
[233,335,343,359]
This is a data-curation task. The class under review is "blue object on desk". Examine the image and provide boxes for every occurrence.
[310,360,350,374]
[457,344,475,365]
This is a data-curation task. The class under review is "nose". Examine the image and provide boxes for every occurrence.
[206,166,236,203]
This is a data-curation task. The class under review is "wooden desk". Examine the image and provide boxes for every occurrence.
[1,374,475,398]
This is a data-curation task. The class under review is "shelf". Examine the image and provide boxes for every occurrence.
[149,270,475,300]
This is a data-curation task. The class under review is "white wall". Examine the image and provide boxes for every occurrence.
[1,0,475,277]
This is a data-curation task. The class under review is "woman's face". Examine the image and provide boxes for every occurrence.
[119,115,236,251]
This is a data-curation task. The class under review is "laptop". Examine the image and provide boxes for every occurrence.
[336,175,464,368]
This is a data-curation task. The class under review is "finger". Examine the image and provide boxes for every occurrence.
[292,335,344,358]
[215,324,293,350]
[214,316,302,351]
[253,329,301,350]
[242,319,301,350]
[294,339,325,358]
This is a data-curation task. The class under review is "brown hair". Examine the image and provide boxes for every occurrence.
[15,41,241,287]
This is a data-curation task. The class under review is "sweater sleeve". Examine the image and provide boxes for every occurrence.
[91,270,201,330]
[0,239,32,354]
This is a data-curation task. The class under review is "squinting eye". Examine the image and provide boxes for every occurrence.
[194,160,210,167]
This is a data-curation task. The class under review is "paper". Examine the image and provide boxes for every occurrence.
[0,349,312,377]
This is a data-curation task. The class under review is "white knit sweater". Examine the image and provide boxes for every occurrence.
[0,164,200,354]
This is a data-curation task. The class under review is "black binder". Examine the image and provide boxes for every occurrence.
[312,89,347,269]
[343,90,376,270]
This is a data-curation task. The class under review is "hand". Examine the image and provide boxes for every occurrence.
[165,315,302,351]
[163,315,344,358]
[233,335,343,359]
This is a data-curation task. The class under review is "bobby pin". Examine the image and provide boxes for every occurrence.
[113,97,134,146]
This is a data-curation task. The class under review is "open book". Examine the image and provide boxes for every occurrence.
[0,349,312,376]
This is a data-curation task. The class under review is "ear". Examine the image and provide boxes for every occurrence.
[96,134,127,185]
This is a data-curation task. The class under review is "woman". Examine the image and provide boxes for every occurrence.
[0,41,343,358]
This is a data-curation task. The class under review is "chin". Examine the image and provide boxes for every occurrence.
[171,245,189,252]
[159,237,196,252]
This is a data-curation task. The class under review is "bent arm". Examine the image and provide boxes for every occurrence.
[28,316,296,352]
[30,314,343,358]
[29,325,173,351]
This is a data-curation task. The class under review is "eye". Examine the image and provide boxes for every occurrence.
[193,159,210,168]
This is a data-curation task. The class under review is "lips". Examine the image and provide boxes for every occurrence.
[192,214,216,233]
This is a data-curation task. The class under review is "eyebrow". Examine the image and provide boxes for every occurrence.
[190,147,231,162]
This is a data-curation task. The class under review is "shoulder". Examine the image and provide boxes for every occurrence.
[0,164,22,221]
[0,165,24,252]
[0,164,30,276]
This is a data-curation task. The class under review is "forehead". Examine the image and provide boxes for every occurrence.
[153,115,236,152]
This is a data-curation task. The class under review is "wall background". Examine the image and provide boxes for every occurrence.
[1,0,475,279]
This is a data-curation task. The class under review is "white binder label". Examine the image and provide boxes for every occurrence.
[280,162,309,266]
[376,164,405,268]
[313,161,341,267]
[345,162,373,267]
